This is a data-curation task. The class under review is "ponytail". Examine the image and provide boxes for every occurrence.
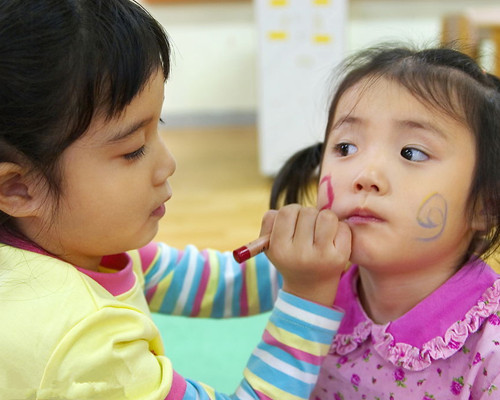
[270,143,323,209]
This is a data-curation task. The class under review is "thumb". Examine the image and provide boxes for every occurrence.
[259,209,278,237]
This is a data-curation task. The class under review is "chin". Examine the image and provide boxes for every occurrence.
[349,237,375,264]
[113,231,158,255]
[349,248,386,270]
[136,227,159,249]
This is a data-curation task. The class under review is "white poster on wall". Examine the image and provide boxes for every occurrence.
[255,0,347,176]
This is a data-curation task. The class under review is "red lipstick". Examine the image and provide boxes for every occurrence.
[233,234,270,263]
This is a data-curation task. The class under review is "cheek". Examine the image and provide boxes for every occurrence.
[414,192,448,242]
[317,174,335,211]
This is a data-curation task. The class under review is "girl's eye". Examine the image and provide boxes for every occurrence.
[334,143,357,157]
[401,147,428,162]
[123,145,146,161]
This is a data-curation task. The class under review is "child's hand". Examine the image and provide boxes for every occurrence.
[261,204,351,307]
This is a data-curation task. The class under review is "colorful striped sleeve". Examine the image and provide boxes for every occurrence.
[234,291,342,400]
[169,290,342,400]
[138,242,282,317]
[130,243,343,399]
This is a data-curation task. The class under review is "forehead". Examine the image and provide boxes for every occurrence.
[331,77,476,145]
[334,77,466,127]
[336,77,423,112]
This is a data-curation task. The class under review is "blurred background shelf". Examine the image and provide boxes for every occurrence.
[140,0,499,176]
[441,7,500,76]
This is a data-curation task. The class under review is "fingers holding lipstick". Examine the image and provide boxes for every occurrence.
[265,204,352,306]
[267,204,350,266]
[315,210,352,263]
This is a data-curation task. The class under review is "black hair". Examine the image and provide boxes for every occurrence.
[270,44,500,262]
[0,0,170,234]
[270,142,323,208]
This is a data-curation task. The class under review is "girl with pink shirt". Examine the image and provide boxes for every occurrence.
[269,45,500,399]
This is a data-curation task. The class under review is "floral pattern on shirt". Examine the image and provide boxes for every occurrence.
[313,336,500,399]
[311,263,500,400]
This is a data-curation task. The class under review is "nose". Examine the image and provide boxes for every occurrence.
[352,163,389,195]
[153,134,176,186]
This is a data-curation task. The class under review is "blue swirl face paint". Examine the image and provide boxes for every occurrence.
[416,193,448,241]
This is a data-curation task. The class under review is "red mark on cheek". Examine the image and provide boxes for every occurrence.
[319,175,334,211]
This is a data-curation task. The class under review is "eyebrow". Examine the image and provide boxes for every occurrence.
[332,115,448,140]
[106,117,153,144]
[331,115,358,131]
[396,119,448,140]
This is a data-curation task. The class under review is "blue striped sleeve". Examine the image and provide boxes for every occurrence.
[240,290,343,399]
[142,242,281,318]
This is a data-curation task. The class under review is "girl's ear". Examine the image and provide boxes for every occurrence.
[0,163,45,218]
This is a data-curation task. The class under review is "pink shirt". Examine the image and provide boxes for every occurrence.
[312,260,500,400]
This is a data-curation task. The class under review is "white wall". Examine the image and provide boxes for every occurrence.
[139,2,257,125]
[140,0,498,124]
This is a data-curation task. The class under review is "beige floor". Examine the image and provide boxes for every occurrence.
[155,125,273,252]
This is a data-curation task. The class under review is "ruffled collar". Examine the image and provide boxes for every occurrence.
[332,260,500,371]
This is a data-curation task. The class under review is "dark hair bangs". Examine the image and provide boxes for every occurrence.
[69,0,171,130]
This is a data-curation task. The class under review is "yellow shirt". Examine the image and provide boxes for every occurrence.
[0,245,171,399]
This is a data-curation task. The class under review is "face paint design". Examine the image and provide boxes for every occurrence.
[416,192,448,241]
[319,175,334,211]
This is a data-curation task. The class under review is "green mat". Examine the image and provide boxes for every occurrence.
[152,312,271,393]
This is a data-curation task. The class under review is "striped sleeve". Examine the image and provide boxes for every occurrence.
[130,243,343,399]
[169,290,342,400]
[234,290,342,400]
[138,242,282,318]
